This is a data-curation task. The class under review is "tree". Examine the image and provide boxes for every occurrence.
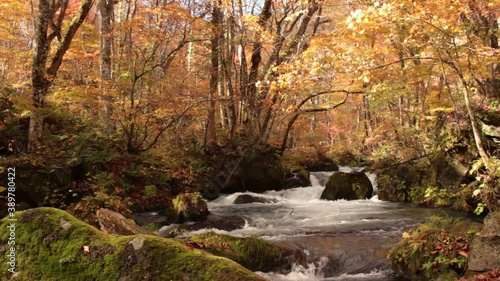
[109,0,209,153]
[98,0,115,133]
[29,0,94,151]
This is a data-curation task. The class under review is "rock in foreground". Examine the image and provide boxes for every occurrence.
[0,207,266,281]
[468,211,500,272]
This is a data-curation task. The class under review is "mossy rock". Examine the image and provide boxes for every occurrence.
[172,192,210,223]
[222,153,285,193]
[284,167,311,188]
[0,208,266,281]
[185,232,286,272]
[320,172,373,200]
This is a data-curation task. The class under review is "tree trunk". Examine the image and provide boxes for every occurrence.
[99,0,115,134]
[206,5,221,148]
[28,0,51,151]
[28,0,94,151]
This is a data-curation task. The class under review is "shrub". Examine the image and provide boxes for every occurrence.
[388,216,477,281]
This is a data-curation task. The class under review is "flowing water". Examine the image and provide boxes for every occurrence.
[183,169,478,281]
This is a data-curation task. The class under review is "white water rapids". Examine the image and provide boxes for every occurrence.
[177,169,475,280]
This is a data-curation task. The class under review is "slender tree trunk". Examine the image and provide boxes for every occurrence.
[363,95,373,139]
[99,0,115,134]
[463,81,490,170]
[206,5,221,148]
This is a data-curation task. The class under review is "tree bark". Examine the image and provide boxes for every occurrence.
[206,5,222,148]
[29,0,94,151]
[99,0,115,133]
[28,0,51,151]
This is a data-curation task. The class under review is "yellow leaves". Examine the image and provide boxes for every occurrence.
[402,232,411,238]
[362,72,371,84]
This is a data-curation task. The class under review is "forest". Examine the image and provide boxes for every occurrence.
[0,0,499,280]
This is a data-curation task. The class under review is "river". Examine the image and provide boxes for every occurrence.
[181,169,478,280]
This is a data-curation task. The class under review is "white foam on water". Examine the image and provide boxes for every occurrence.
[255,257,330,281]
[256,267,394,281]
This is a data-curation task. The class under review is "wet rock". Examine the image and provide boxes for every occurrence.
[97,208,154,235]
[468,211,500,271]
[159,214,249,237]
[284,168,311,188]
[132,211,170,226]
[234,194,278,204]
[321,172,373,200]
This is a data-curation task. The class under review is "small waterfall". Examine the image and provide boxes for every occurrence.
[309,171,334,187]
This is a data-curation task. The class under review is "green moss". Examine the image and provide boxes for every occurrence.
[0,208,266,281]
[185,232,285,272]
[172,192,209,222]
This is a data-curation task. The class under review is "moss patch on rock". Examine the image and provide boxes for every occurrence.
[172,192,210,223]
[320,172,373,200]
[184,232,285,272]
[0,208,266,281]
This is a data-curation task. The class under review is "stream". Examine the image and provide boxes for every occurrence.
[176,169,479,280]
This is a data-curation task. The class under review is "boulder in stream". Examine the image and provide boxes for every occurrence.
[0,207,267,281]
[284,167,311,189]
[321,172,373,200]
[159,214,249,237]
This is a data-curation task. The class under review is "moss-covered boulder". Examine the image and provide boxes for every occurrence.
[236,154,285,193]
[185,232,286,272]
[0,208,266,281]
[203,146,285,197]
[171,192,210,223]
[320,172,373,200]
